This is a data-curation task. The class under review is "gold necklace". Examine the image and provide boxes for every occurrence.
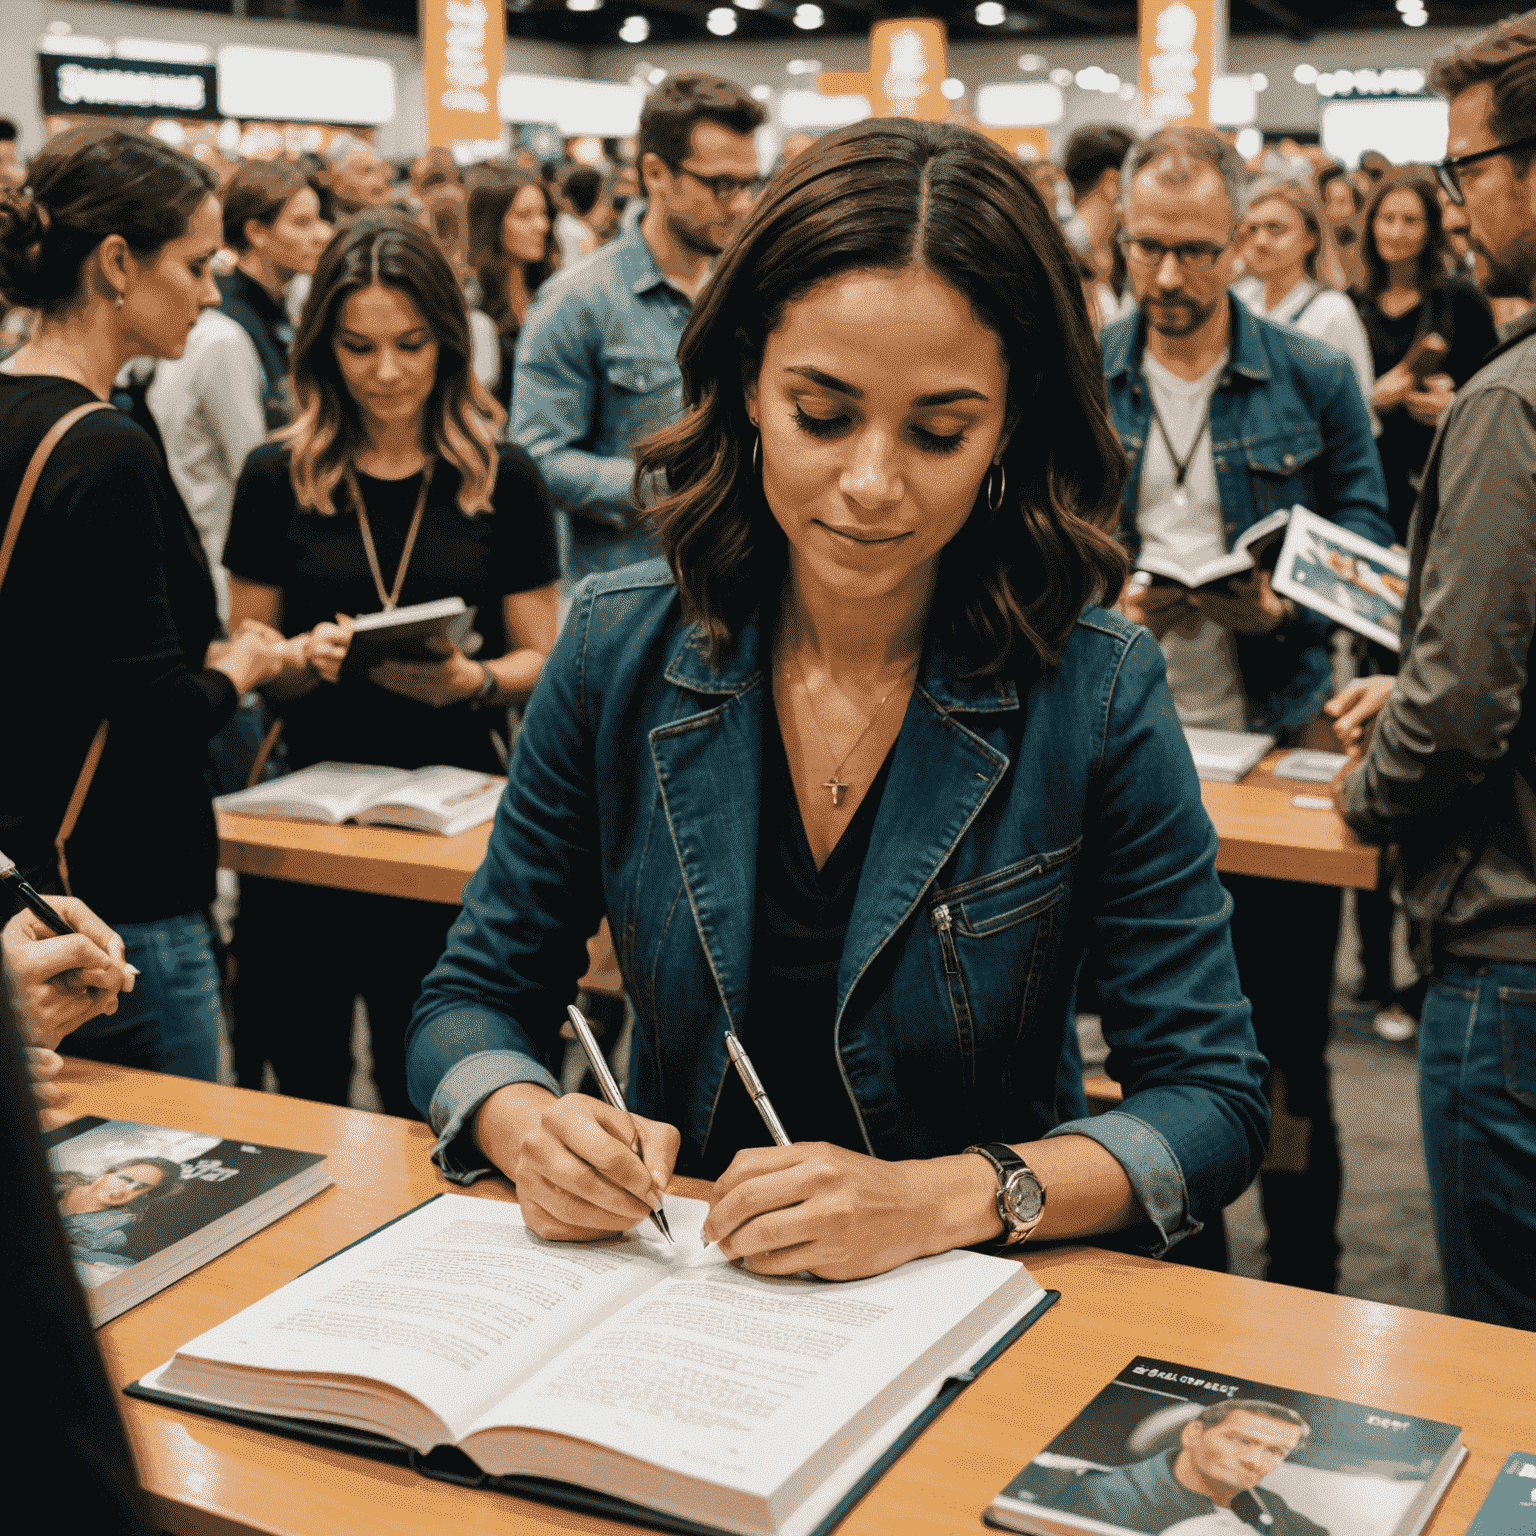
[787,645,916,809]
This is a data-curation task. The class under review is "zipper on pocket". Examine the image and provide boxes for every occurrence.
[931,903,962,975]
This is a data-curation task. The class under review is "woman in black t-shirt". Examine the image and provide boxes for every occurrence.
[224,212,559,1115]
[0,130,290,1083]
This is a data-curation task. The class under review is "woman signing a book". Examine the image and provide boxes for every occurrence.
[222,213,560,1116]
[406,121,1270,1281]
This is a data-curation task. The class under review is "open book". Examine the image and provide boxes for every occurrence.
[1272,506,1410,651]
[342,596,479,674]
[1136,507,1291,592]
[216,763,503,837]
[135,1194,1050,1536]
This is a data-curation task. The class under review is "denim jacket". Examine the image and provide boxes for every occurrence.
[406,564,1268,1256]
[1103,296,1391,736]
[510,221,690,537]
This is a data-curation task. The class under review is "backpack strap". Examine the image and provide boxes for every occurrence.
[0,400,116,893]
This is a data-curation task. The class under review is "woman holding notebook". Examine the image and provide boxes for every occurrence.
[407,121,1269,1280]
[222,213,560,1116]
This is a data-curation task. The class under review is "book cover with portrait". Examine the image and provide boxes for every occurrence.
[987,1356,1464,1536]
[1465,1453,1536,1536]
[46,1116,331,1325]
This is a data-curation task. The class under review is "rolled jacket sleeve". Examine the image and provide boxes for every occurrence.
[1075,629,1270,1254]
[1344,384,1536,843]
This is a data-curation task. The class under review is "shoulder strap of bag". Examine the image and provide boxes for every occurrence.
[1288,282,1326,323]
[0,399,116,894]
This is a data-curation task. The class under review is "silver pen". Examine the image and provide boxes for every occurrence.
[724,1034,791,1148]
[566,1005,673,1244]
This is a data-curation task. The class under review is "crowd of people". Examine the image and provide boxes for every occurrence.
[1,12,1533,1368]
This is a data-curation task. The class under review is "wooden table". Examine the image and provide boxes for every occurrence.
[220,751,1377,905]
[67,1062,1533,1536]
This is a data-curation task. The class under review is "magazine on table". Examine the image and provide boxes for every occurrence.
[1272,507,1410,652]
[216,762,504,837]
[47,1116,330,1326]
[985,1356,1464,1536]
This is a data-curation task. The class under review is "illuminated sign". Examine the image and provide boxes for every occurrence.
[1139,0,1219,128]
[217,46,396,126]
[818,17,948,120]
[39,52,219,119]
[424,0,506,150]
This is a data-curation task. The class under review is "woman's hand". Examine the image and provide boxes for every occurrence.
[303,614,355,684]
[1121,578,1197,641]
[208,621,292,693]
[369,640,484,708]
[26,1045,69,1130]
[474,1082,680,1241]
[1405,372,1454,427]
[1324,674,1396,748]
[1,901,135,1051]
[703,1144,995,1282]
[1372,361,1415,414]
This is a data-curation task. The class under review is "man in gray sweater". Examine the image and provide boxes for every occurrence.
[1328,11,1536,1330]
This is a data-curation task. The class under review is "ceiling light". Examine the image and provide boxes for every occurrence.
[940,77,966,100]
[1118,82,1137,101]
[1251,72,1268,91]
[566,0,603,11]
[1293,63,1317,85]
[1235,127,1264,160]
[785,59,821,75]
[793,4,824,28]
[618,14,648,42]
[1049,67,1072,87]
[976,2,1008,24]
[1405,13,1429,23]
[707,7,738,33]
[751,84,771,99]
[1316,72,1339,96]
[46,20,72,33]
[736,0,765,8]
[1018,54,1045,72]
[648,67,667,84]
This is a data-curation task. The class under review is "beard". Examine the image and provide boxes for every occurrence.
[666,209,726,259]
[1140,288,1221,337]
[1476,228,1536,299]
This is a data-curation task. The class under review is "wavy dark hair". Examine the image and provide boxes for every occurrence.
[467,171,560,339]
[55,1157,186,1216]
[636,117,1129,678]
[1358,171,1454,299]
[0,126,215,316]
[282,210,503,517]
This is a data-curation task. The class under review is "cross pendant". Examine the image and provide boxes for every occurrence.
[824,777,848,808]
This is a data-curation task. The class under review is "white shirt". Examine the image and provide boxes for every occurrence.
[146,311,267,622]
[1138,350,1248,734]
[1233,274,1380,437]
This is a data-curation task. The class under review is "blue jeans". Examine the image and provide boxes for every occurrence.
[61,912,222,1083]
[1419,961,1536,1329]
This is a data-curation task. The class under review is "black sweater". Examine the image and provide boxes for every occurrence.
[0,375,235,923]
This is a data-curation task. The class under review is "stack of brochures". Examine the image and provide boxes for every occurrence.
[48,1116,330,1326]
[987,1356,1465,1536]
[1183,727,1276,783]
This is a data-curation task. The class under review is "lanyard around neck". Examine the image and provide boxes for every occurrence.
[344,459,436,612]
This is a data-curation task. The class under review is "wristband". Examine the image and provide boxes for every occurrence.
[470,660,497,710]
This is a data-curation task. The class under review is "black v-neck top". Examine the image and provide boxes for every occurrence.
[700,693,895,1178]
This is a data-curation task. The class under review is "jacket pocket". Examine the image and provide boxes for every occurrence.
[1496,986,1536,1110]
[1244,427,1324,517]
[927,843,1078,1092]
[604,351,681,397]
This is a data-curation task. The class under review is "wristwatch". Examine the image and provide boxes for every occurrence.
[469,661,497,710]
[964,1142,1046,1246]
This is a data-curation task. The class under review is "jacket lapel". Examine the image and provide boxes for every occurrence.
[649,617,764,1031]
[836,638,1017,1022]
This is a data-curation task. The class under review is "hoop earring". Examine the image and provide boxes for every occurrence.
[751,431,761,474]
[985,461,1006,512]
[114,291,124,310]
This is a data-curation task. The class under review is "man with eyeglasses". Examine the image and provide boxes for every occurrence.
[513,73,765,586]
[1105,126,1391,1294]
[1327,12,1536,1330]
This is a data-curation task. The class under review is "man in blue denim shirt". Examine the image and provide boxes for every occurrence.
[511,74,764,586]
[1106,128,1391,1294]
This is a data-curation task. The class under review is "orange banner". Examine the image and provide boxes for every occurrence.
[974,126,1051,163]
[1139,0,1217,128]
[817,18,948,121]
[423,0,505,151]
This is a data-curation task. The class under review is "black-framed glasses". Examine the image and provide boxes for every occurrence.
[673,165,766,202]
[1436,134,1536,206]
[1118,231,1231,271]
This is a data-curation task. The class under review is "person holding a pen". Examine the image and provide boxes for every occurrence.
[222,212,560,1117]
[406,121,1269,1281]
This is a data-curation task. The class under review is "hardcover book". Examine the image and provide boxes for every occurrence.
[1465,1452,1536,1536]
[986,1356,1464,1536]
[217,762,504,837]
[134,1193,1052,1536]
[48,1116,331,1326]
[341,596,478,673]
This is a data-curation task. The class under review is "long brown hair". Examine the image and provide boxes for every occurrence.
[1244,173,1348,290]
[467,172,559,338]
[636,117,1128,678]
[282,210,503,517]
[1358,171,1453,299]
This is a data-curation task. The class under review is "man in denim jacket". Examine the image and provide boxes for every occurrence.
[511,75,764,587]
[1105,127,1391,1292]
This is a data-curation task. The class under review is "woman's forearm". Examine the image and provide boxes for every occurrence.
[486,647,547,707]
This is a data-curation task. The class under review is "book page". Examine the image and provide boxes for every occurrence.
[218,763,411,823]
[355,767,503,832]
[168,1195,697,1445]
[469,1241,1036,1504]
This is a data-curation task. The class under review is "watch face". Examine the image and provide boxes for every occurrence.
[1002,1168,1044,1225]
